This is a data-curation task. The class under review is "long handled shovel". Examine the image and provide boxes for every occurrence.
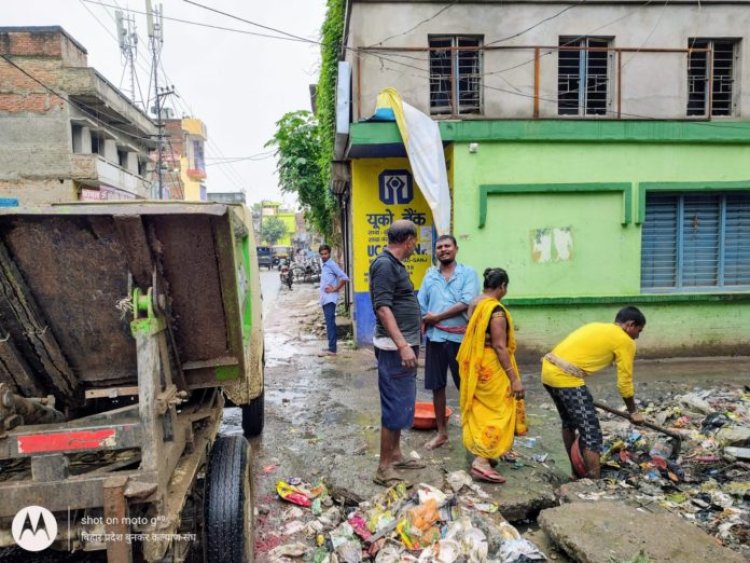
[593,400,682,456]
[570,401,683,478]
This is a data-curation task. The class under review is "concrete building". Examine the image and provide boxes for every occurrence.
[207,192,246,204]
[164,117,208,201]
[0,27,157,203]
[259,201,297,247]
[337,0,750,356]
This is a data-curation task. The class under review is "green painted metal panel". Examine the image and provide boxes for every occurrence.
[215,365,240,381]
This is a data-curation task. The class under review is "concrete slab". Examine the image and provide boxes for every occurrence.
[523,527,574,562]
[538,501,745,563]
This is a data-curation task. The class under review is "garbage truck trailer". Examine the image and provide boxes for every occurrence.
[0,202,264,562]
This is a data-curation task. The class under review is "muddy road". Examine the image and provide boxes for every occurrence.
[238,273,750,561]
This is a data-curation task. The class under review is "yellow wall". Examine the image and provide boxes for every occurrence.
[179,156,203,201]
[351,158,434,293]
[182,118,207,138]
[277,212,296,246]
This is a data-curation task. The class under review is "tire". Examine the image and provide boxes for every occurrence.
[205,436,254,563]
[241,390,264,437]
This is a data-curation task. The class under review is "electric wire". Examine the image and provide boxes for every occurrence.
[81,0,314,44]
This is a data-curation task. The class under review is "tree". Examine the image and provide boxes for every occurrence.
[316,0,345,196]
[261,216,287,246]
[266,111,334,239]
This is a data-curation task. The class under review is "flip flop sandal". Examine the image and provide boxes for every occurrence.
[392,459,426,470]
[470,466,507,484]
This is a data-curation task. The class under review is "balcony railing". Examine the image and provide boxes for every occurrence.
[354,44,719,121]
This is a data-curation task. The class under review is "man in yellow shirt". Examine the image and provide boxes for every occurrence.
[542,306,646,478]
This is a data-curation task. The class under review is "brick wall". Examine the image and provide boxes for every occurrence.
[0,28,87,66]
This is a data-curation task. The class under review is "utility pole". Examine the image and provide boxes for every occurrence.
[147,0,165,199]
[115,10,139,106]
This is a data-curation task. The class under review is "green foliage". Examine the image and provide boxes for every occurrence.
[266,111,334,237]
[316,0,345,198]
[266,1,344,242]
[260,215,287,246]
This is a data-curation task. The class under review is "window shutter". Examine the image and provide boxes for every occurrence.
[641,194,678,289]
[724,193,750,285]
[681,194,720,287]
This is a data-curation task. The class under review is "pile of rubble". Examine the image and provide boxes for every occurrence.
[267,472,546,562]
[575,385,750,555]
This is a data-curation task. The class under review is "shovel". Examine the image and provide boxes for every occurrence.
[593,400,682,456]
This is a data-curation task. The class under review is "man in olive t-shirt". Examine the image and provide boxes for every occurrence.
[369,219,424,486]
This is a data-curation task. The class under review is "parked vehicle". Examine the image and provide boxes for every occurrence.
[256,245,273,270]
[0,202,264,562]
[271,245,293,270]
[279,259,293,290]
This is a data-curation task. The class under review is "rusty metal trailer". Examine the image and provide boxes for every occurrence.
[0,202,264,562]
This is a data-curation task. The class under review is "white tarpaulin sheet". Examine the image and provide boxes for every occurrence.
[375,88,451,235]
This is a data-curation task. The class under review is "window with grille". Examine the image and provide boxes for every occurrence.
[558,37,612,116]
[687,39,738,117]
[641,192,750,290]
[429,36,482,115]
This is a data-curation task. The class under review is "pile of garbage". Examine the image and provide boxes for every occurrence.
[268,471,547,562]
[591,385,750,554]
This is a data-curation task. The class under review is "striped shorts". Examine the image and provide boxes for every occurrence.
[544,384,603,452]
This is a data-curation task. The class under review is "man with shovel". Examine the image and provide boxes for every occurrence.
[541,306,646,478]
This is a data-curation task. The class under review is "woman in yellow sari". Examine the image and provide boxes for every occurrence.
[457,268,525,483]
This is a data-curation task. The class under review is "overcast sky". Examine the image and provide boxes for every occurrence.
[5,0,327,208]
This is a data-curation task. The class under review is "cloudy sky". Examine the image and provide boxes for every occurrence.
[5,0,327,207]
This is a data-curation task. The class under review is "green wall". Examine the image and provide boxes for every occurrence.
[277,212,297,247]
[510,299,749,360]
[450,140,750,356]
[452,141,750,298]
[347,121,750,357]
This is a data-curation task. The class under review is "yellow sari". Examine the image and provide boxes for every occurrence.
[457,297,518,459]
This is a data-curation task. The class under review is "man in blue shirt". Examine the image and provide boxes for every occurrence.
[319,244,350,356]
[418,235,479,449]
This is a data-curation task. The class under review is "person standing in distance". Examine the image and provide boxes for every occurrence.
[370,219,425,486]
[318,244,349,357]
[418,235,479,450]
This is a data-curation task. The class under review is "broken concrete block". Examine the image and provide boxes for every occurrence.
[538,501,745,563]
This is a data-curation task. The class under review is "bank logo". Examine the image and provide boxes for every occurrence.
[12,505,57,552]
[379,170,413,205]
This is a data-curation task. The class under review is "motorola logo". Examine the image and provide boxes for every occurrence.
[11,505,58,552]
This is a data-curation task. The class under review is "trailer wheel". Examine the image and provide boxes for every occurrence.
[241,390,264,437]
[205,436,254,563]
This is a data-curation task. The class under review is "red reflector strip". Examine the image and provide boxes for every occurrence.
[17,429,117,454]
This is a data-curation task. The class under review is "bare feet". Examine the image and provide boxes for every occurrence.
[425,434,448,450]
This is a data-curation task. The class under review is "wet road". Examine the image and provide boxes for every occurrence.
[242,276,750,560]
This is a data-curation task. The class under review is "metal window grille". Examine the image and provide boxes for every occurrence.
[687,38,738,117]
[641,192,750,290]
[558,37,612,116]
[429,36,482,115]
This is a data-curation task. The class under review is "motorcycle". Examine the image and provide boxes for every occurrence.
[279,260,293,290]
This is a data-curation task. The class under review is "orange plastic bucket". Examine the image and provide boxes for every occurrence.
[413,402,453,430]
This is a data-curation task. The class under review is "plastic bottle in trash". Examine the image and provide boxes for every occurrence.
[515,399,528,436]
[649,437,672,459]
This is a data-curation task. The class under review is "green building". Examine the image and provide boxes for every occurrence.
[337,1,750,357]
